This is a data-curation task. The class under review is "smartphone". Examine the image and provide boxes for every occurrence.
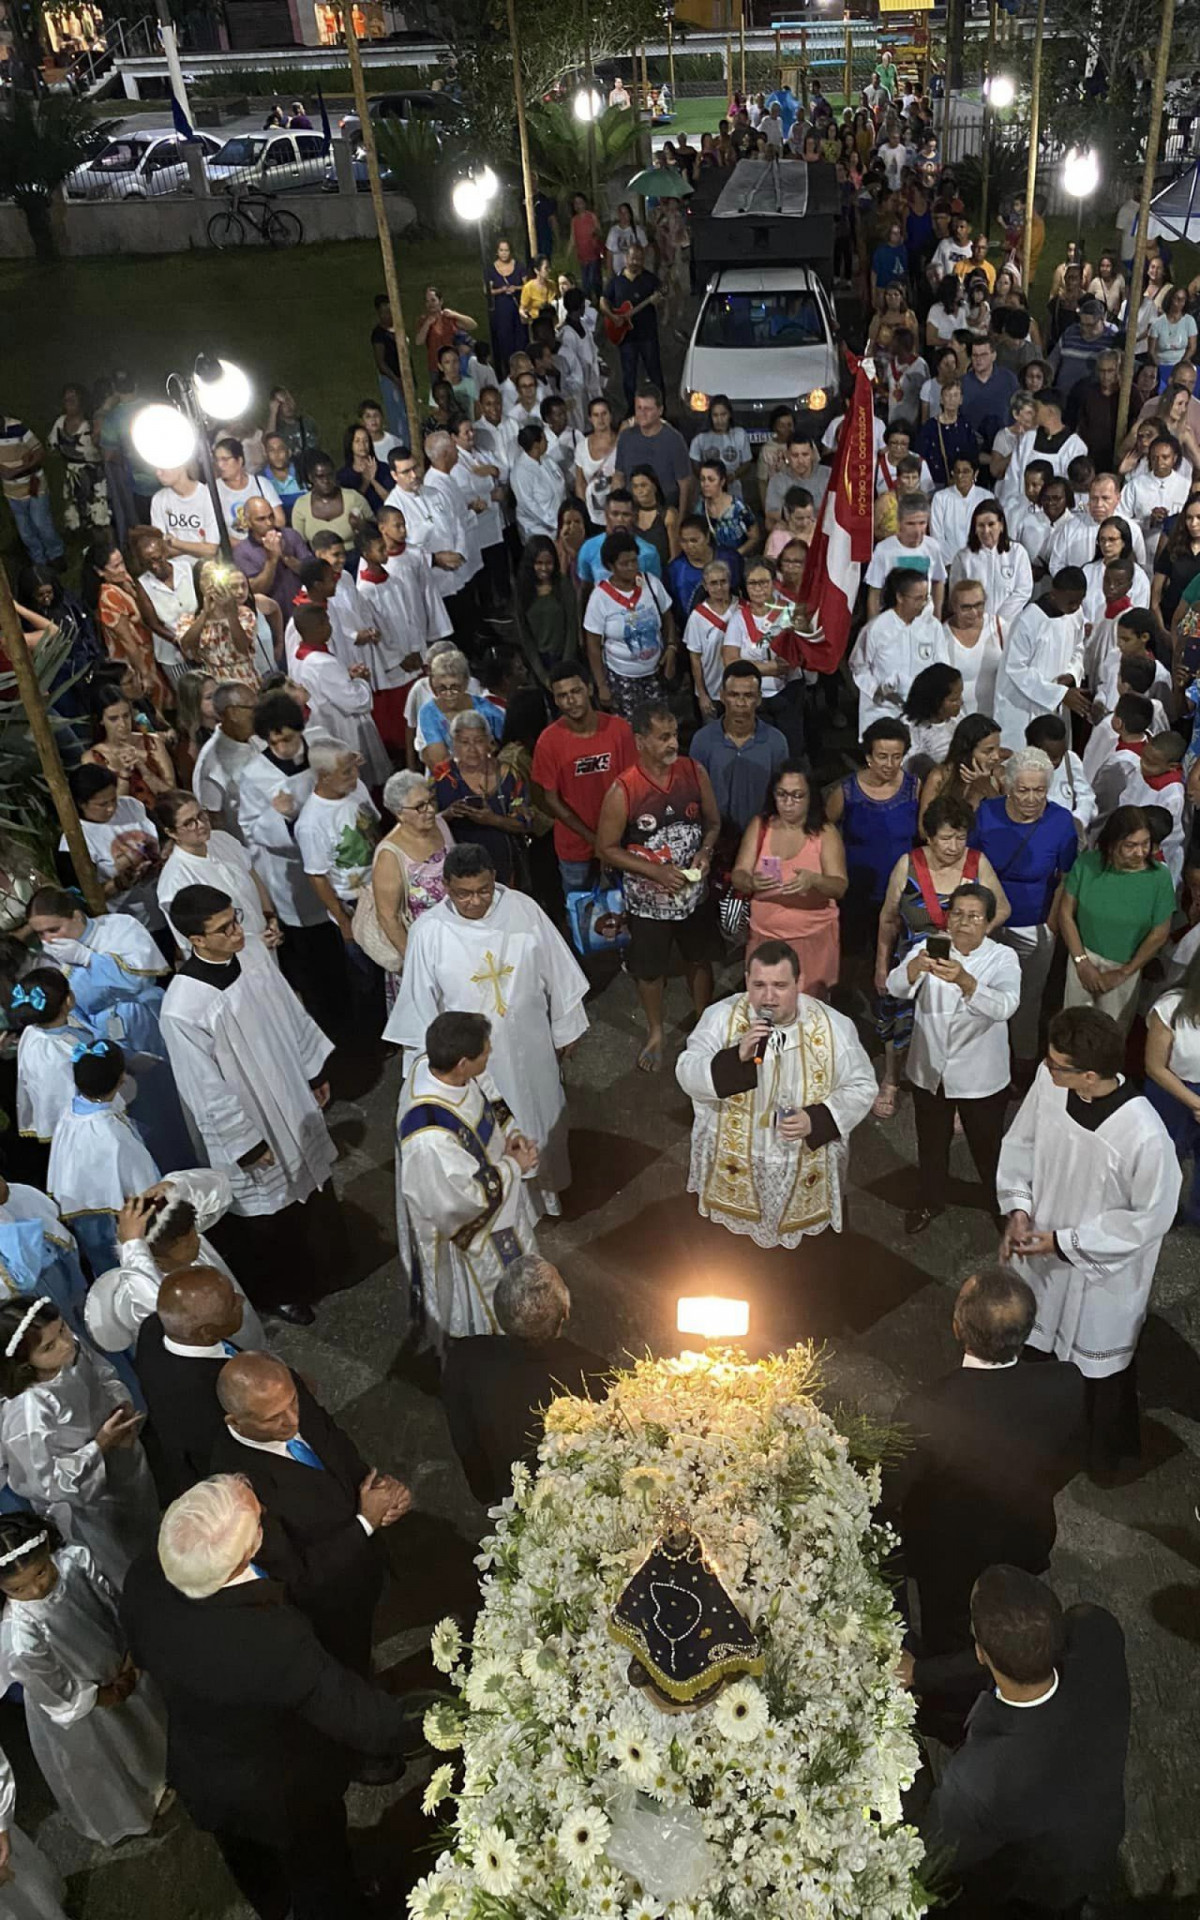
[760,855,783,883]
[927,933,951,962]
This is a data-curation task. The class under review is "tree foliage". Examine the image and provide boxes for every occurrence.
[525,101,640,201]
[0,95,112,258]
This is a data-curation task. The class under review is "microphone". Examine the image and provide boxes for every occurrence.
[752,1009,775,1066]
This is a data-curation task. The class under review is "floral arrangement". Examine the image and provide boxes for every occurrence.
[411,1347,927,1920]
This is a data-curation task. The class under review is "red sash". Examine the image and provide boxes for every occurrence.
[1142,765,1184,790]
[1116,738,1145,757]
[910,846,980,929]
[1104,595,1132,619]
[360,564,389,584]
[695,602,730,633]
[743,599,806,672]
[599,578,641,612]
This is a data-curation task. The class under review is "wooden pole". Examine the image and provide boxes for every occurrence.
[738,1,746,100]
[799,29,809,117]
[668,17,676,99]
[726,32,733,101]
[582,0,598,208]
[639,43,652,165]
[504,0,538,259]
[341,5,421,463]
[1021,0,1046,293]
[775,26,781,92]
[0,567,105,917]
[1115,0,1176,450]
[979,0,997,241]
[843,23,853,111]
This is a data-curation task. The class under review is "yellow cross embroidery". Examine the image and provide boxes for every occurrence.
[471,949,514,1017]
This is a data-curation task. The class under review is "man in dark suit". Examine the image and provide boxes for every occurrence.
[441,1255,608,1506]
[210,1351,410,1679]
[920,1565,1130,1917]
[880,1266,1086,1672]
[122,1474,409,1920]
[134,1265,257,1501]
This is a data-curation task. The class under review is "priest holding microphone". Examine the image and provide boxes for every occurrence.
[676,941,876,1248]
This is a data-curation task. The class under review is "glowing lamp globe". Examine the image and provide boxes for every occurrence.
[452,168,499,224]
[1063,147,1100,199]
[573,86,603,123]
[676,1296,750,1340]
[987,74,1015,109]
[193,356,252,424]
[130,403,197,471]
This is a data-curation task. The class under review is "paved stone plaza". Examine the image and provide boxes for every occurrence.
[13,955,1197,1918]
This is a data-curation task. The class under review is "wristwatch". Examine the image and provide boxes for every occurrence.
[1071,952,1086,966]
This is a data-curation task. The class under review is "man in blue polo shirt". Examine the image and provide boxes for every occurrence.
[690,660,788,839]
[960,337,1018,450]
[577,490,663,588]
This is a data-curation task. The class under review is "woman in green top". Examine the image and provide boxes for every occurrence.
[1060,805,1176,1034]
[513,536,580,689]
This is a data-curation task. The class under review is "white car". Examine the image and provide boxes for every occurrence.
[680,266,840,444]
[64,129,221,200]
[207,130,332,195]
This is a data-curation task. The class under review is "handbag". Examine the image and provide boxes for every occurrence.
[351,843,406,972]
[566,881,629,956]
[717,816,770,945]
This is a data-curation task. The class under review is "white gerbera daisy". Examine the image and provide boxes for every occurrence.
[423,1702,464,1751]
[429,1618,462,1674]
[463,1656,510,1711]
[556,1805,611,1870]
[407,1871,453,1918]
[713,1679,770,1744]
[612,1724,662,1790]
[472,1825,520,1898]
[519,1642,560,1686]
[421,1763,455,1816]
[621,1463,669,1500]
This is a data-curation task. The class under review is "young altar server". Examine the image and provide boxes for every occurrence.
[289,603,391,788]
[676,939,877,1248]
[0,1296,157,1584]
[158,884,342,1324]
[998,1005,1181,1475]
[397,1011,542,1344]
[46,1040,161,1277]
[85,1168,267,1360]
[386,843,589,1218]
[354,512,453,751]
[0,1514,168,1846]
[26,885,194,1173]
[0,1732,72,1918]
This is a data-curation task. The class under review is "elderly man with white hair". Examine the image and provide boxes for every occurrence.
[972,747,1080,1081]
[385,435,479,642]
[441,1253,608,1505]
[294,741,381,947]
[192,682,262,839]
[121,1475,409,1920]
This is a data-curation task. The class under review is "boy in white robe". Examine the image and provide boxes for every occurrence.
[158,883,342,1323]
[386,845,588,1215]
[997,1005,1180,1474]
[290,603,390,789]
[676,940,877,1248]
[46,1041,161,1278]
[992,568,1088,751]
[354,510,453,754]
[397,1011,540,1343]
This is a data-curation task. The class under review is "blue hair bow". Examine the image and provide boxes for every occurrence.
[11,984,47,1012]
[71,1039,110,1064]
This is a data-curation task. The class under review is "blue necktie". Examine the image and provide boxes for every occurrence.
[221,1341,240,1358]
[285,1436,324,1471]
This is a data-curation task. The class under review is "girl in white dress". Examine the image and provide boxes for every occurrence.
[9,972,97,1152]
[0,1299,156,1586]
[0,1515,167,1847]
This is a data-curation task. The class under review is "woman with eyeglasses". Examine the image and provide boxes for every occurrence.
[356,771,454,1010]
[154,790,281,966]
[939,577,1005,716]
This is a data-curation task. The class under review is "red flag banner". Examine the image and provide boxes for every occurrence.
[798,349,877,669]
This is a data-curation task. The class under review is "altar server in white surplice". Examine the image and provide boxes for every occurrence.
[997,1005,1181,1474]
[676,940,877,1248]
[158,884,342,1323]
[0,1732,71,1919]
[992,569,1089,751]
[46,1042,162,1278]
[0,1298,157,1586]
[0,1521,167,1847]
[397,1012,541,1341]
[10,970,101,1148]
[386,844,588,1215]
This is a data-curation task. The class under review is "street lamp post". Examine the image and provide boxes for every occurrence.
[1062,144,1100,244]
[980,71,1015,241]
[573,78,603,209]
[452,168,501,313]
[1021,0,1047,293]
[131,353,254,566]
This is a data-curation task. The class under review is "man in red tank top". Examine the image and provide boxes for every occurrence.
[596,700,722,1072]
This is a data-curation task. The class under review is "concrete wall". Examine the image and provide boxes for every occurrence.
[0,188,416,261]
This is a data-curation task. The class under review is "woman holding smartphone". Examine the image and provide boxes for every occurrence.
[731,762,847,998]
[871,794,1010,1117]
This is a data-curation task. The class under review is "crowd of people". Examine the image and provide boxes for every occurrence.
[0,59,1194,1918]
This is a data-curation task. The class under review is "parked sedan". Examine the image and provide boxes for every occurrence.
[63,129,222,200]
[207,129,332,195]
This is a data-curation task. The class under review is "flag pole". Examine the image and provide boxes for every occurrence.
[1115,0,1176,451]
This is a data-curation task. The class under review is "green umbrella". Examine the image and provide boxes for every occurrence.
[626,166,693,198]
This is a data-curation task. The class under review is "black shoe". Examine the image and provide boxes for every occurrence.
[268,1302,317,1326]
[905,1205,943,1236]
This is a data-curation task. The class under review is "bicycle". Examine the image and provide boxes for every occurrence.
[207,184,304,251]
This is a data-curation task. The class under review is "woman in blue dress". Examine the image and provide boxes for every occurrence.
[487,238,529,379]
